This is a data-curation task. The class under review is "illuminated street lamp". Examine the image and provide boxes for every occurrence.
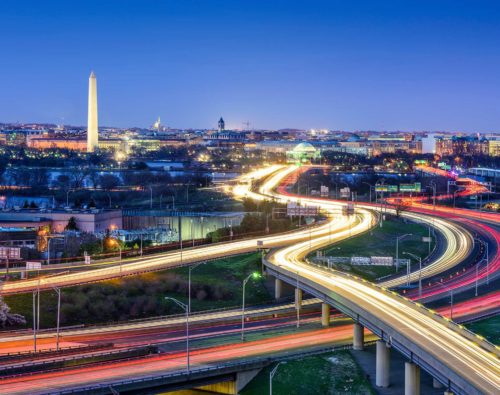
[241,272,261,341]
[403,251,422,297]
[164,297,189,373]
[269,361,287,395]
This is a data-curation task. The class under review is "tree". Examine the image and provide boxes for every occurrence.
[393,198,411,217]
[99,174,121,191]
[0,297,26,327]
[65,216,79,231]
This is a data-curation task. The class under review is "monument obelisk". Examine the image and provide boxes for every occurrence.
[87,71,99,152]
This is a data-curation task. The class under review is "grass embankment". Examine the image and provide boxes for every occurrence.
[465,316,500,345]
[241,351,374,395]
[321,217,435,282]
[4,253,271,329]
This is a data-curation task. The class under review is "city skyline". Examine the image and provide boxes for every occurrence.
[1,1,500,132]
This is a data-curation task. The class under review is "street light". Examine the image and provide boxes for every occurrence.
[188,261,205,313]
[362,182,373,202]
[474,238,489,285]
[429,180,437,209]
[395,234,412,271]
[241,272,261,341]
[164,297,189,373]
[403,251,422,297]
[435,282,454,320]
[269,361,287,395]
[53,286,61,351]
[475,259,487,297]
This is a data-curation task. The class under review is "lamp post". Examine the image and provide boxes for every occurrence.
[188,262,205,313]
[395,234,412,271]
[190,219,194,247]
[404,251,422,297]
[241,272,261,341]
[474,238,489,286]
[362,182,373,202]
[331,181,338,199]
[164,297,189,373]
[429,180,437,209]
[53,286,61,351]
[149,186,153,209]
[295,271,300,328]
[475,259,487,297]
[269,361,287,395]
[436,282,454,320]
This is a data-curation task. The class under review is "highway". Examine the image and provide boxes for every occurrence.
[0,166,377,295]
[0,165,471,295]
[261,169,499,394]
[0,326,361,395]
[0,165,497,394]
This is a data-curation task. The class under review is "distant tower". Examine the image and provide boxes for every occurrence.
[87,71,99,152]
[218,117,225,132]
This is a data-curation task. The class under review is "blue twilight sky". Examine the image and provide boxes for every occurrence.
[0,0,499,132]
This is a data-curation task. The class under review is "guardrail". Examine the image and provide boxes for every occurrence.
[265,259,494,395]
[52,342,374,395]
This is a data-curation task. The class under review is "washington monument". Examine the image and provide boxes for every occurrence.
[87,71,99,152]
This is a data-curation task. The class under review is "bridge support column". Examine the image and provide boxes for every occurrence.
[353,323,364,350]
[274,278,283,300]
[376,340,390,388]
[433,378,444,389]
[295,288,302,310]
[404,362,420,395]
[321,303,330,327]
[443,391,453,395]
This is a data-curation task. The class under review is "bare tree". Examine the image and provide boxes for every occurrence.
[0,297,26,327]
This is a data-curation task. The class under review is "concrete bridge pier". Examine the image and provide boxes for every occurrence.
[375,340,391,388]
[295,288,302,310]
[353,323,364,350]
[274,278,283,300]
[196,368,262,394]
[321,303,330,327]
[404,362,420,395]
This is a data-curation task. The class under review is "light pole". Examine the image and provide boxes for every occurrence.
[404,251,422,297]
[188,262,205,313]
[53,286,61,351]
[149,186,153,209]
[475,259,487,297]
[241,272,261,341]
[190,219,194,247]
[395,234,412,271]
[66,189,73,207]
[295,270,300,328]
[436,282,454,320]
[362,182,373,202]
[269,361,287,395]
[164,297,189,373]
[331,181,338,199]
[474,238,489,285]
[429,180,437,209]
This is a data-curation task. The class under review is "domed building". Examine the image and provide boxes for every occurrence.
[286,142,321,163]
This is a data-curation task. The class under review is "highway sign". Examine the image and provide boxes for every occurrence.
[26,261,42,270]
